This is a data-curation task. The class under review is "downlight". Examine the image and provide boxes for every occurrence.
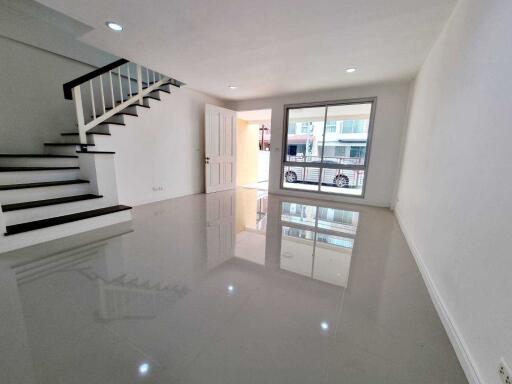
[106,21,123,32]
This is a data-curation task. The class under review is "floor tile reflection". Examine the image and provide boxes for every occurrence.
[0,189,467,384]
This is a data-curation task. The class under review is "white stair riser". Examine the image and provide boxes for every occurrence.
[4,198,110,225]
[0,157,79,167]
[0,183,91,204]
[44,146,82,156]
[89,126,112,135]
[105,115,125,125]
[0,209,132,254]
[0,169,81,185]
[120,105,139,115]
[89,135,115,151]
[60,135,94,144]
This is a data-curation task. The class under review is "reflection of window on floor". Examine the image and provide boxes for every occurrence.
[279,202,359,287]
[282,100,375,196]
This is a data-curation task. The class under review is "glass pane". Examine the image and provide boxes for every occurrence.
[319,169,365,196]
[317,207,359,234]
[280,226,315,277]
[283,165,321,191]
[281,202,317,227]
[323,103,371,166]
[286,106,326,163]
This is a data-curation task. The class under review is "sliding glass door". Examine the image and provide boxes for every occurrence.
[281,98,375,197]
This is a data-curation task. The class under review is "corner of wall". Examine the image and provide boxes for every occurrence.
[390,78,417,211]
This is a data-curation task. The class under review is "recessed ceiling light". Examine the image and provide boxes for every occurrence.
[321,322,329,331]
[106,21,123,32]
[138,362,150,376]
[228,85,238,90]
[345,68,357,73]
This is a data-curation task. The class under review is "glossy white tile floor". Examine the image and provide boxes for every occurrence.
[0,189,468,384]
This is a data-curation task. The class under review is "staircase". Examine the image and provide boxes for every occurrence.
[0,59,184,253]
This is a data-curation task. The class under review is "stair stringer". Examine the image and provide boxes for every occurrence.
[77,152,119,207]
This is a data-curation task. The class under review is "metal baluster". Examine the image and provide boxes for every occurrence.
[127,63,133,98]
[99,74,106,114]
[109,71,115,107]
[118,67,123,103]
[89,79,96,120]
[146,67,150,87]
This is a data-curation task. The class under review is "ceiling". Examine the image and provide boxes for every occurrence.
[35,0,457,101]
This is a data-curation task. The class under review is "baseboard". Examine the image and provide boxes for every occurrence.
[394,206,482,384]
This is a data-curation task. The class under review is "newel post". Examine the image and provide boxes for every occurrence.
[72,86,87,145]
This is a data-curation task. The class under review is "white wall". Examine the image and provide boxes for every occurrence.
[0,36,97,153]
[0,0,120,153]
[232,80,411,207]
[395,1,512,383]
[110,89,225,206]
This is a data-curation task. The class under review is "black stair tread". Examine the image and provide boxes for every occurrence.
[5,205,132,236]
[130,103,150,109]
[76,151,115,154]
[89,111,138,118]
[132,89,163,96]
[98,122,125,126]
[44,143,95,146]
[161,80,184,88]
[0,154,78,158]
[0,167,79,172]
[2,194,103,212]
[115,111,138,117]
[61,132,111,136]
[134,89,170,95]
[115,95,159,104]
[105,103,149,111]
[0,179,89,191]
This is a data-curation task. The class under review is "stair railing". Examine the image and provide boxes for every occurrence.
[63,59,184,144]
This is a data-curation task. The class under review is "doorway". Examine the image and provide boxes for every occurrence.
[236,109,272,191]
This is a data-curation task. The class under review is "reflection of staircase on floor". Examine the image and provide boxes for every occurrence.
[13,242,107,285]
[78,268,190,322]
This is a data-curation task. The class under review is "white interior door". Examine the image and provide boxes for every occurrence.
[205,104,236,193]
[206,191,235,270]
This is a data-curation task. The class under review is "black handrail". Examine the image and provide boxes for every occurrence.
[63,58,129,100]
